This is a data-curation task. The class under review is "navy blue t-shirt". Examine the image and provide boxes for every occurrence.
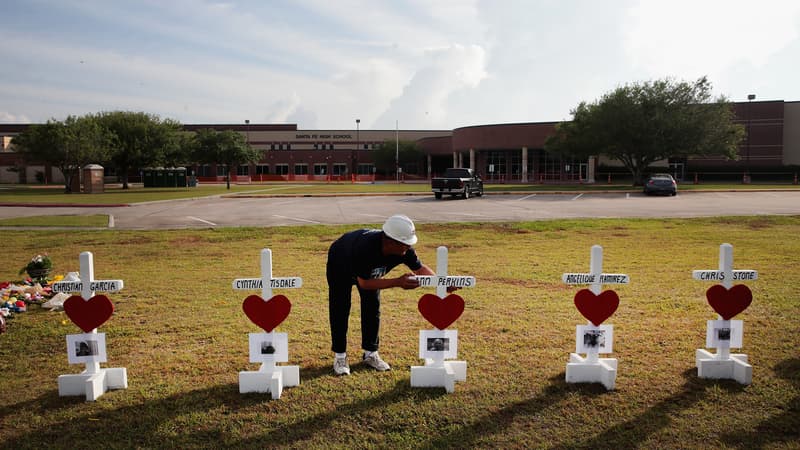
[327,229,422,281]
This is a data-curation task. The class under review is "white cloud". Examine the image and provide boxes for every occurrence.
[2,1,799,127]
[263,93,303,124]
[373,44,488,129]
[623,0,800,76]
[0,112,31,123]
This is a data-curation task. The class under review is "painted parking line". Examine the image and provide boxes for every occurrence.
[358,213,388,219]
[444,212,489,217]
[571,193,584,201]
[269,200,301,207]
[108,214,115,228]
[336,197,368,204]
[272,215,322,224]
[517,193,537,201]
[187,216,217,226]
[238,185,311,194]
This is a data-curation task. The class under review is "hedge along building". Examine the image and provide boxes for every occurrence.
[1,99,799,185]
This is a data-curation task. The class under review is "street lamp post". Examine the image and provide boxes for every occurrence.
[745,94,755,184]
[244,120,251,182]
[395,120,400,183]
[353,119,360,183]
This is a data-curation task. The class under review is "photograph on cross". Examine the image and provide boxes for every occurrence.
[66,333,107,364]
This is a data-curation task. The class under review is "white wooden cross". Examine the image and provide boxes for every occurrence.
[414,246,476,298]
[51,251,126,401]
[51,252,125,307]
[413,246,475,365]
[410,246,475,393]
[561,245,628,363]
[232,248,303,301]
[692,243,757,384]
[692,243,757,359]
[561,245,628,390]
[232,248,302,398]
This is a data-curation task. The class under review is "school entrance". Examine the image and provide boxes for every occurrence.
[476,149,588,183]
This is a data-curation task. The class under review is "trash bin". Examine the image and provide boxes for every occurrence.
[83,164,104,193]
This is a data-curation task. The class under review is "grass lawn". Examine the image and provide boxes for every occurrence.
[1,217,799,448]
[1,181,798,206]
[0,215,108,227]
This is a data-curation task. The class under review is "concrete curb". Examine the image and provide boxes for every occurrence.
[0,203,131,208]
[2,188,798,206]
[223,188,800,199]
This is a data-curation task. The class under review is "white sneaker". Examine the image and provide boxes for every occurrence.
[333,356,350,376]
[363,352,391,371]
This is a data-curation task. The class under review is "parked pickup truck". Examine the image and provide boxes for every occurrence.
[431,168,484,199]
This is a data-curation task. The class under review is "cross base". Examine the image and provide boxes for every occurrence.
[410,360,467,393]
[566,354,617,390]
[239,365,299,399]
[695,349,752,385]
[58,367,127,401]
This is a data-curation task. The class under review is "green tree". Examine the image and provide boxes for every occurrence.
[97,111,184,189]
[192,129,262,189]
[545,76,745,185]
[373,140,423,176]
[12,116,112,193]
[160,131,196,168]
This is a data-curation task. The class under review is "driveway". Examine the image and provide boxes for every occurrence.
[2,191,798,229]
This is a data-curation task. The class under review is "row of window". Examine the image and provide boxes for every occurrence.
[268,143,380,151]
[483,150,588,181]
[198,163,376,177]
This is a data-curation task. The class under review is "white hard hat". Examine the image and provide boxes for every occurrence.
[382,214,418,245]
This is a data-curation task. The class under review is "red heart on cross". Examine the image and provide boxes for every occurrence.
[242,294,292,332]
[64,294,115,332]
[573,289,619,326]
[418,293,465,330]
[706,284,752,320]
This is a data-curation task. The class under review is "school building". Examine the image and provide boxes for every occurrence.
[1,99,799,185]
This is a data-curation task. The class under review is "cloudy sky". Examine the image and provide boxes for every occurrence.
[2,0,799,130]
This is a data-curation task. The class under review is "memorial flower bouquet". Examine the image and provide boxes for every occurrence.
[19,253,53,279]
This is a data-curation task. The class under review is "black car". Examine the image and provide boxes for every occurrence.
[643,173,677,196]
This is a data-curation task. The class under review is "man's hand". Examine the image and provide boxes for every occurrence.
[396,274,420,290]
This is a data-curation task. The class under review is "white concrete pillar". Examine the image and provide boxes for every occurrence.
[521,147,528,183]
[427,154,432,179]
[469,148,475,170]
[588,156,596,183]
[453,152,458,168]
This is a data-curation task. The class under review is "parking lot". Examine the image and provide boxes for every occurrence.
[2,190,797,229]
